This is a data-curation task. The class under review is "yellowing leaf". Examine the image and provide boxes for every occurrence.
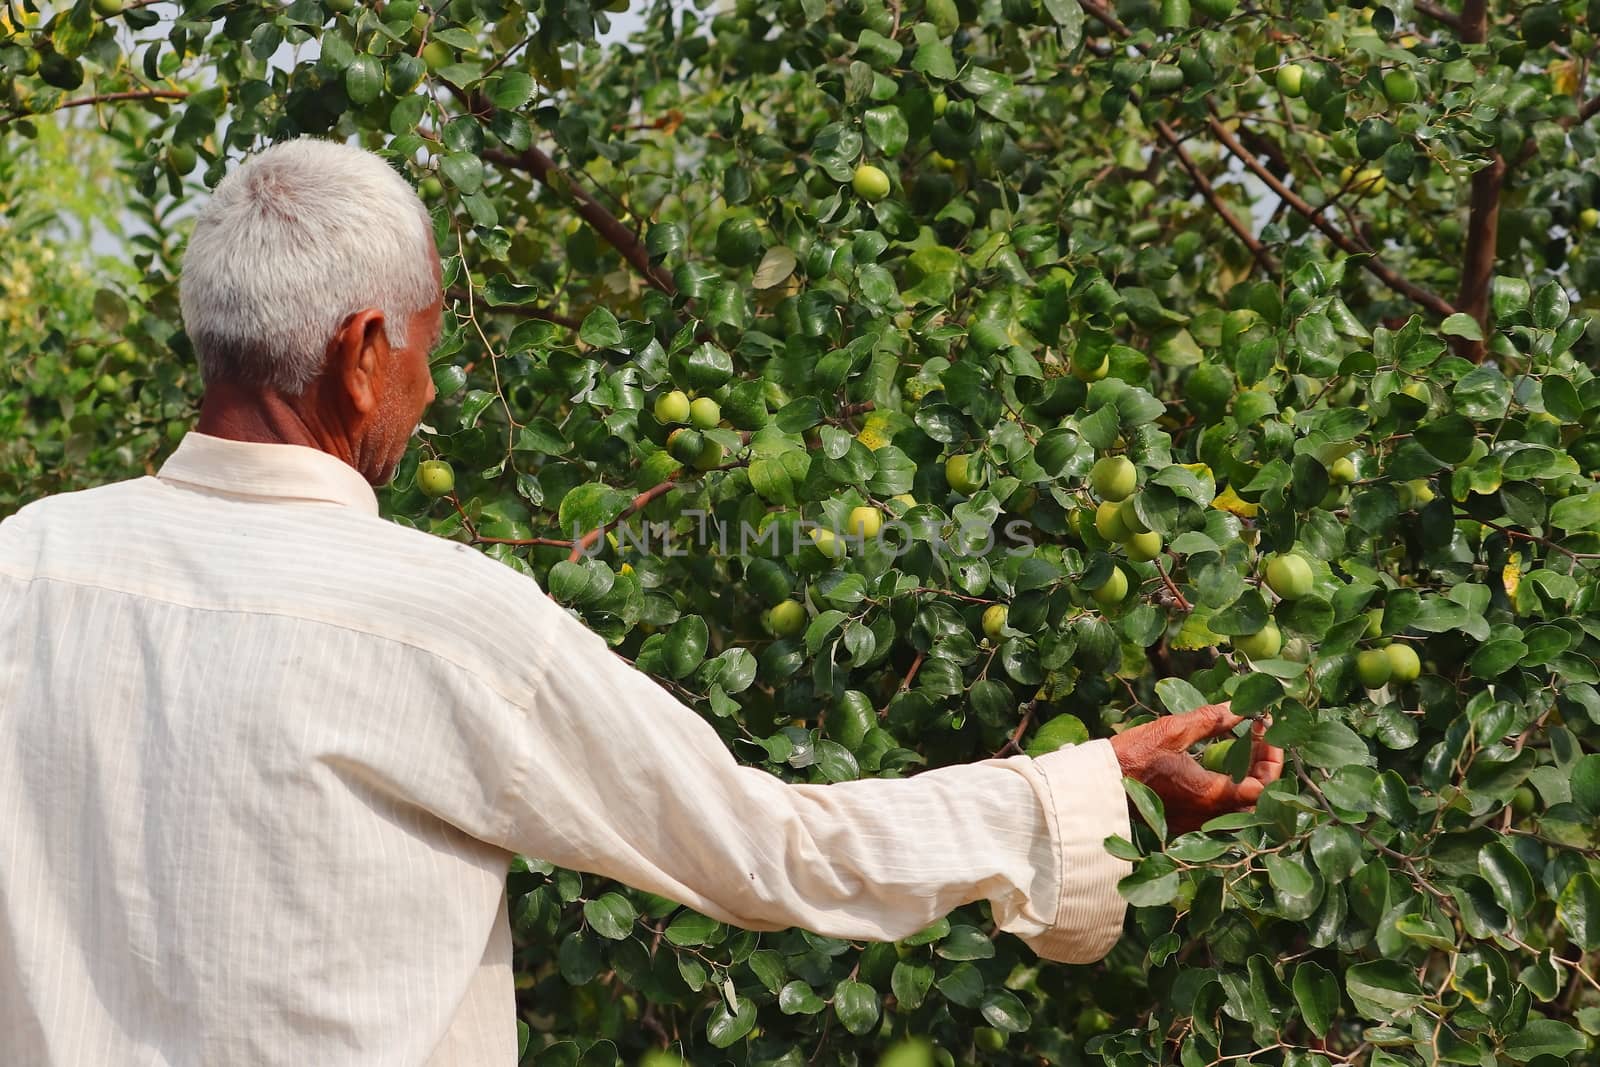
[1552,59,1581,97]
[1212,485,1259,519]
[1503,552,1522,599]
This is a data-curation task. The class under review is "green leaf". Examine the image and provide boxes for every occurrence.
[1559,873,1600,951]
[706,999,757,1047]
[1155,677,1210,715]
[1503,1019,1586,1062]
[1439,312,1483,340]
[1292,961,1339,1037]
[440,152,484,194]
[1232,671,1284,716]
[489,70,535,109]
[933,925,994,961]
[664,909,720,947]
[582,892,636,939]
[1551,491,1600,532]
[344,55,384,104]
[1119,855,1180,906]
[1301,720,1375,770]
[832,979,880,1035]
[579,306,622,347]
[979,989,1032,1033]
[1571,753,1600,817]
[890,961,934,1011]
[1124,777,1168,840]
[778,980,826,1015]
[1479,841,1535,917]
[1344,960,1424,1020]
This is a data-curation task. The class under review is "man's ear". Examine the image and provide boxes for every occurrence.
[328,308,389,416]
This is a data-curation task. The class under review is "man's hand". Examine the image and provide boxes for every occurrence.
[1108,703,1284,835]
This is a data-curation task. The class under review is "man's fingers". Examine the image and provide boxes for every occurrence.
[1249,716,1285,785]
[1174,702,1243,747]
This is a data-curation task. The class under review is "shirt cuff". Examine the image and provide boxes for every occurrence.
[1013,738,1132,964]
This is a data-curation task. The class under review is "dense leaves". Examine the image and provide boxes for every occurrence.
[7,0,1600,1063]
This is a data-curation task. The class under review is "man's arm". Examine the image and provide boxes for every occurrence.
[481,591,1131,963]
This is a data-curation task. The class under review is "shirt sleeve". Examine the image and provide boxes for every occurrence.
[487,592,1132,964]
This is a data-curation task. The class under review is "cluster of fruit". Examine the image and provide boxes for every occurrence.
[1087,455,1164,577]
[654,389,727,471]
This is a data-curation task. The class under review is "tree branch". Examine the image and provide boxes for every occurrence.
[566,475,682,562]
[1449,0,1496,359]
[1454,153,1504,360]
[483,145,677,296]
[1413,0,1463,33]
[440,79,677,297]
[1,88,188,126]
[1204,110,1458,317]
[1087,0,1445,313]
[1155,120,1278,273]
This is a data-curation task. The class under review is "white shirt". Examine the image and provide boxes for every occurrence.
[0,432,1130,1066]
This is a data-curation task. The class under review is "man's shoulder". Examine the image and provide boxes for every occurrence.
[4,476,567,693]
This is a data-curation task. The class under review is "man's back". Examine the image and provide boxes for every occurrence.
[0,433,1135,1067]
[0,435,543,1065]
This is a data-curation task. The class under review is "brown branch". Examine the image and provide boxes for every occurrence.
[566,475,682,562]
[1154,556,1193,612]
[1413,0,1463,33]
[993,699,1038,758]
[1447,0,1498,360]
[1079,0,1130,36]
[1155,120,1278,273]
[1512,92,1600,169]
[474,535,575,547]
[484,144,677,295]
[879,651,926,720]
[1454,153,1504,361]
[1,88,188,125]
[1238,127,1293,182]
[1205,110,1458,318]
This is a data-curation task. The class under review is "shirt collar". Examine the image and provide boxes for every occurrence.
[157,432,380,515]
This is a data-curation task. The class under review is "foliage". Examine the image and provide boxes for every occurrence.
[7,0,1600,1064]
[0,97,194,507]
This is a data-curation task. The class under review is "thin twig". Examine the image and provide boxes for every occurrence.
[566,476,682,562]
[1155,120,1278,273]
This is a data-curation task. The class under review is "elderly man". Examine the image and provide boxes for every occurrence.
[0,139,1282,1065]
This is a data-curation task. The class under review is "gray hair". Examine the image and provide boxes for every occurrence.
[178,138,437,395]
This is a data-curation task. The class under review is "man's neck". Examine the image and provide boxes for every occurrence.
[195,381,340,453]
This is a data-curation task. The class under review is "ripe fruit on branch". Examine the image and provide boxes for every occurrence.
[847,506,883,540]
[1382,68,1419,103]
[1276,63,1304,97]
[417,459,455,498]
[1125,530,1162,562]
[945,453,984,494]
[1118,496,1151,535]
[982,604,1008,639]
[808,526,846,561]
[1092,567,1129,606]
[1265,553,1314,599]
[766,599,806,637]
[654,389,691,424]
[1356,648,1393,689]
[1095,500,1129,541]
[1089,456,1137,502]
[1385,642,1422,683]
[689,396,721,429]
[852,164,891,202]
[1233,621,1282,660]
